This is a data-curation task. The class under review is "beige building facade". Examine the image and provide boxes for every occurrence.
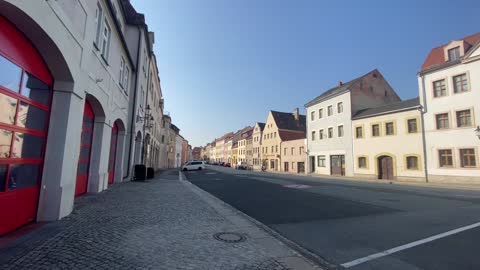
[262,109,306,172]
[252,122,265,170]
[352,99,426,181]
[280,139,307,174]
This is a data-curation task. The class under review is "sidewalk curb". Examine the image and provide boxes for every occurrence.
[179,171,341,270]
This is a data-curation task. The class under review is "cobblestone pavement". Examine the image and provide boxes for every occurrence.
[0,170,319,270]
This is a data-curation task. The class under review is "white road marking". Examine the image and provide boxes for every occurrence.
[206,172,217,175]
[283,184,312,189]
[341,221,480,268]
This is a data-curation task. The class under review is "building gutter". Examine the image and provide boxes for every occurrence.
[419,74,429,183]
[352,106,420,120]
[123,27,142,180]
[141,48,152,165]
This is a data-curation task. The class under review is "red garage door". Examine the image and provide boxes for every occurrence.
[75,102,94,197]
[0,16,53,235]
[108,122,118,185]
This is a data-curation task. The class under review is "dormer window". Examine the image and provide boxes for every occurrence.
[448,47,460,61]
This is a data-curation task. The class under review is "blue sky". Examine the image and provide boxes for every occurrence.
[131,0,480,147]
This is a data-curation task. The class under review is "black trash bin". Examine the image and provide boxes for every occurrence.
[134,164,147,181]
[147,167,154,179]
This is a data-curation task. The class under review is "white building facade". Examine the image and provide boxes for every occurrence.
[418,33,480,183]
[0,0,151,235]
[305,69,401,177]
[0,0,178,236]
[175,135,183,168]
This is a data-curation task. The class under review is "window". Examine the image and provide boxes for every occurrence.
[94,2,103,46]
[311,111,315,121]
[436,113,449,129]
[300,146,304,153]
[356,126,363,138]
[448,46,461,61]
[337,102,343,113]
[385,122,394,135]
[123,66,130,91]
[456,110,472,127]
[143,49,147,75]
[328,127,333,138]
[275,145,278,153]
[372,124,380,137]
[291,147,294,155]
[274,132,277,138]
[100,19,111,61]
[284,148,287,155]
[328,105,333,116]
[433,79,447,97]
[119,58,124,87]
[358,157,367,168]
[319,129,324,140]
[460,149,476,167]
[406,156,418,170]
[338,125,344,137]
[317,155,326,167]
[271,146,274,153]
[407,119,418,133]
[311,131,316,141]
[453,74,468,93]
[319,108,323,119]
[439,149,453,167]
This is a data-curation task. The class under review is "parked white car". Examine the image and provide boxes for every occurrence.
[182,161,205,171]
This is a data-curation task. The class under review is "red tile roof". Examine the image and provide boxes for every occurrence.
[278,130,305,141]
[420,32,480,72]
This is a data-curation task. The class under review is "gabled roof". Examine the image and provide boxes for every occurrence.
[279,130,306,141]
[420,32,480,72]
[352,97,420,120]
[305,69,377,107]
[240,127,254,139]
[271,111,306,132]
[256,122,266,131]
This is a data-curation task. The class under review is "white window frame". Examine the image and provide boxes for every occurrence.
[317,155,326,167]
[123,66,130,91]
[101,19,111,61]
[119,57,125,88]
[94,2,103,47]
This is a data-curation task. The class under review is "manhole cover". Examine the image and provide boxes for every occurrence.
[213,232,246,243]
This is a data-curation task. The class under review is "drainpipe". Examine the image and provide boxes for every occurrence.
[419,73,429,183]
[141,38,152,167]
[123,27,142,180]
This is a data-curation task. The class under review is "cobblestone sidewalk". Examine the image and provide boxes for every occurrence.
[0,170,320,270]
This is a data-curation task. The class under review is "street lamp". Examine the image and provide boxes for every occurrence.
[137,105,152,123]
[475,126,480,140]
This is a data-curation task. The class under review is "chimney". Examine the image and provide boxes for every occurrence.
[293,108,299,120]
[338,81,343,87]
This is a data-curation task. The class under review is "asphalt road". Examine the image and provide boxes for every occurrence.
[184,166,480,270]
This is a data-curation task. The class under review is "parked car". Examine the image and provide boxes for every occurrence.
[225,163,231,167]
[236,162,247,170]
[182,161,205,171]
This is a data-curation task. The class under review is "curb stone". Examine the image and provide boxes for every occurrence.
[179,171,341,270]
